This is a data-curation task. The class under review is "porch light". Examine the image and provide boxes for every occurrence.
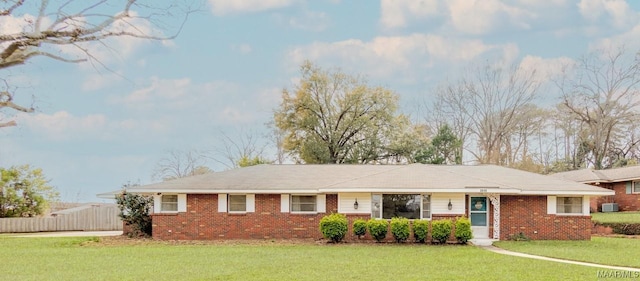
[448,199,453,210]
[354,198,359,210]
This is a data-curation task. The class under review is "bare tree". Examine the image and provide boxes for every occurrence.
[0,0,197,127]
[557,47,640,169]
[430,62,541,165]
[209,130,270,169]
[152,149,211,181]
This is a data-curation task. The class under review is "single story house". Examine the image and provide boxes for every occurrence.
[551,165,640,212]
[122,164,613,241]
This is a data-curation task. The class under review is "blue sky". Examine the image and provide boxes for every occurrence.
[2,0,640,202]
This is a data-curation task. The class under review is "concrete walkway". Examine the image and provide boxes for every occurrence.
[482,245,640,272]
[10,231,123,238]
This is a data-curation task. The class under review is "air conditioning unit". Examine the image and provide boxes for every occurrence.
[602,203,619,212]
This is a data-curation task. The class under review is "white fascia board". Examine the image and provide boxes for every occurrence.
[519,190,615,196]
[127,189,321,194]
[319,188,522,194]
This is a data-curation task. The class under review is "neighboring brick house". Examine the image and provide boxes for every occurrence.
[121,164,612,241]
[551,166,640,212]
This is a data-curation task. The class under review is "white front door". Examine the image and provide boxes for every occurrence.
[469,196,489,238]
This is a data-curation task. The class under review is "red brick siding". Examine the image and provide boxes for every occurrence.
[153,194,342,240]
[588,182,640,212]
[500,195,591,240]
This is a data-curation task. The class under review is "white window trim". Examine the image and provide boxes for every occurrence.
[371,193,432,220]
[228,194,247,213]
[154,194,185,214]
[290,194,318,214]
[555,196,585,216]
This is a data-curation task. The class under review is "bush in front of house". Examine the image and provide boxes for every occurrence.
[390,217,410,243]
[367,219,389,242]
[319,213,348,243]
[413,220,429,243]
[353,219,367,237]
[454,217,473,244]
[431,219,453,244]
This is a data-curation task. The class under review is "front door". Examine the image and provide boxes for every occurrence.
[469,196,489,238]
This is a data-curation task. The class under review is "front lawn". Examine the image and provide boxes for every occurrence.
[495,237,640,268]
[0,237,599,280]
[591,211,640,223]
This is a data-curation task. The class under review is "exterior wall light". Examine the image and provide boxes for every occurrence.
[448,199,453,210]
[354,198,359,210]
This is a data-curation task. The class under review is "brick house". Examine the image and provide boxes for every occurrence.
[123,164,613,241]
[551,166,640,212]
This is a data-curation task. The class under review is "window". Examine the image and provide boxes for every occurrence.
[556,197,582,214]
[371,194,431,219]
[228,195,247,212]
[291,195,316,212]
[160,195,178,212]
[634,181,640,194]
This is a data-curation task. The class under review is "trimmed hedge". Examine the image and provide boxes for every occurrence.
[597,222,640,235]
[319,213,348,243]
[353,219,367,237]
[431,219,453,244]
[454,217,473,244]
[390,217,410,243]
[367,219,389,242]
[413,220,429,243]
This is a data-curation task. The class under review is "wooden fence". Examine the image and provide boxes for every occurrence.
[0,204,122,233]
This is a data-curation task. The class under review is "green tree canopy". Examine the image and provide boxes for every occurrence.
[415,125,462,164]
[274,61,413,164]
[0,165,59,217]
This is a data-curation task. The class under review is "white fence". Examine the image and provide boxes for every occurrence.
[0,204,122,233]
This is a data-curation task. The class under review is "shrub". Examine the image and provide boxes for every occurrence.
[598,223,640,235]
[367,219,389,242]
[319,213,348,243]
[509,232,530,241]
[454,217,473,244]
[116,191,153,237]
[353,219,367,237]
[413,220,429,243]
[390,217,410,243]
[431,219,453,244]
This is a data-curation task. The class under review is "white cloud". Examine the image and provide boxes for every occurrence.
[380,0,440,29]
[16,111,107,141]
[588,23,640,55]
[287,10,329,31]
[231,43,253,54]
[209,0,295,16]
[448,0,534,35]
[288,34,512,79]
[518,55,575,81]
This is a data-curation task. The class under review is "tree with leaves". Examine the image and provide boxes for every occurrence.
[0,0,196,127]
[414,124,462,165]
[274,61,411,164]
[0,165,59,217]
[115,186,153,237]
[557,47,640,169]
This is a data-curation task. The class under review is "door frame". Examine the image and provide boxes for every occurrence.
[469,196,489,238]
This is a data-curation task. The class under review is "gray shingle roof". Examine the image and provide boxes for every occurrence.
[127,164,613,196]
[550,165,640,183]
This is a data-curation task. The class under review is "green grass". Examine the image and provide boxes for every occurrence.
[495,237,640,268]
[591,211,640,223]
[0,237,601,280]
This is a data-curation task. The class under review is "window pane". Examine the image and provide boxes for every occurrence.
[556,197,582,214]
[371,194,381,218]
[161,195,178,212]
[470,197,487,212]
[382,194,420,219]
[229,195,246,212]
[291,195,316,212]
[470,213,487,226]
[422,195,431,219]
